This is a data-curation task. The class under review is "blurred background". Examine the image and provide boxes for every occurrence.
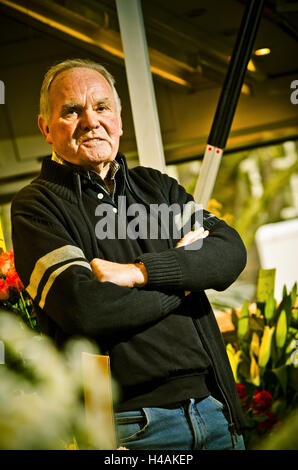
[0,0,298,450]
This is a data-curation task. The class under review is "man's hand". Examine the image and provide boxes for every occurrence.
[90,258,148,288]
[175,227,209,296]
[90,228,208,289]
[175,226,209,248]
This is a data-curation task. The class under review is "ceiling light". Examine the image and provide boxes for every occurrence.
[241,83,251,95]
[247,59,256,72]
[254,48,271,56]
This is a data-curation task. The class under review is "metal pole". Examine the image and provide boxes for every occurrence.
[194,0,265,207]
[115,0,166,173]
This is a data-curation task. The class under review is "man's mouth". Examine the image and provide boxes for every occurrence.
[80,137,107,145]
[82,137,102,142]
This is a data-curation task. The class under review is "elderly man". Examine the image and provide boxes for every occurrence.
[11,59,247,450]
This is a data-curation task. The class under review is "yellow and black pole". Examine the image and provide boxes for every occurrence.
[194,0,265,208]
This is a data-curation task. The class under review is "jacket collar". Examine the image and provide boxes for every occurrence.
[36,153,129,200]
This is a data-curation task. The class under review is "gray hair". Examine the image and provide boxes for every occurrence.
[39,58,121,122]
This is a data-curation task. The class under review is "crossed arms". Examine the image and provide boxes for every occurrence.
[90,226,209,288]
[11,170,246,339]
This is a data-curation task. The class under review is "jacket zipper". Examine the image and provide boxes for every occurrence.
[120,155,238,443]
[192,318,238,445]
[122,162,175,250]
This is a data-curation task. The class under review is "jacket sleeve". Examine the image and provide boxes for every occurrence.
[11,190,182,340]
[135,171,247,292]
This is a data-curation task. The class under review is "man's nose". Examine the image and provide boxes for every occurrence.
[80,109,100,130]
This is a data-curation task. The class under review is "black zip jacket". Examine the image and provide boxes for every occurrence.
[11,153,247,434]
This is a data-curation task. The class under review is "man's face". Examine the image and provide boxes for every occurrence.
[39,67,123,171]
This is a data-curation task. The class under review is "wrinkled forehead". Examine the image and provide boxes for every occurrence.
[49,67,115,105]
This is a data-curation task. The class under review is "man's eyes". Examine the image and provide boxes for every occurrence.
[62,107,79,117]
[96,104,110,112]
[62,104,109,116]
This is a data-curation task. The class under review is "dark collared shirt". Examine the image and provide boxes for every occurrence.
[51,151,120,203]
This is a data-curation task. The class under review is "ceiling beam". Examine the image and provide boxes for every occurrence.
[0,0,197,89]
[0,0,260,92]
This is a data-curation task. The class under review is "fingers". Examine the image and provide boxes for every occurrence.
[175,227,209,248]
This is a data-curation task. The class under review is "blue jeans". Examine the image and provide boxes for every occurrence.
[115,396,245,450]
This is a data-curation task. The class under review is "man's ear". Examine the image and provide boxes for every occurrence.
[38,115,53,144]
[118,113,123,137]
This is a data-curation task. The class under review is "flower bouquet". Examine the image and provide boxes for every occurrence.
[226,271,298,449]
[0,250,40,332]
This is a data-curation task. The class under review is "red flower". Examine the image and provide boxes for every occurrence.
[0,251,24,297]
[253,390,273,411]
[0,250,14,276]
[5,269,24,292]
[0,278,10,300]
[236,383,248,400]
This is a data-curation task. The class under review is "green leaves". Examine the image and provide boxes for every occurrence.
[227,273,297,393]
[264,293,276,325]
[225,270,298,450]
[238,300,250,340]
[271,366,288,396]
[290,282,297,308]
[276,310,288,349]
